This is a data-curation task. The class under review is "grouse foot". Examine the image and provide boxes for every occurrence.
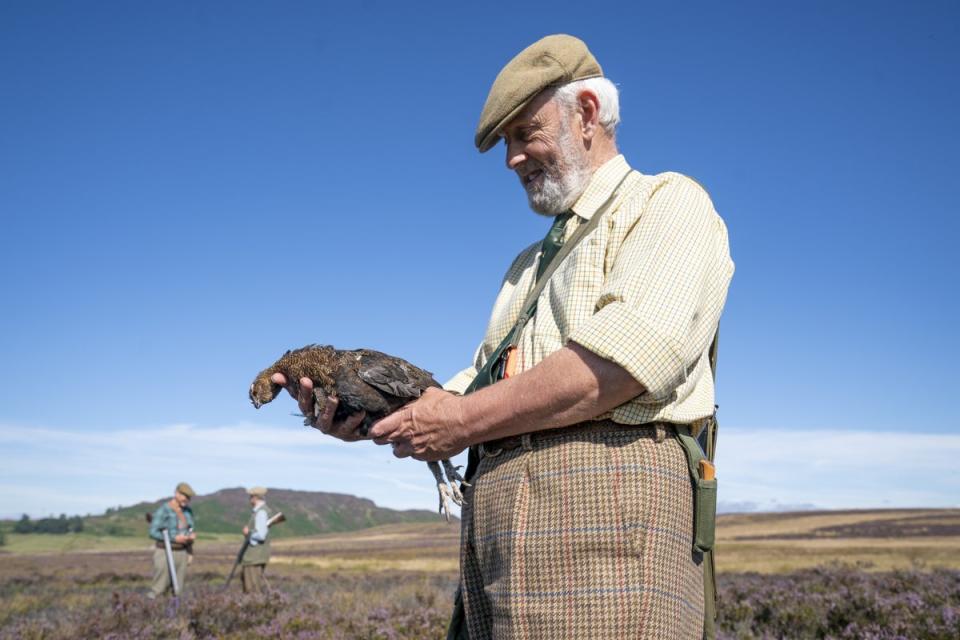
[428,460,468,522]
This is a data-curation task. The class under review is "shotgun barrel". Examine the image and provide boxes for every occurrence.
[160,528,180,597]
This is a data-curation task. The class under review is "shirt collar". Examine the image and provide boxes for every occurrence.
[570,154,633,221]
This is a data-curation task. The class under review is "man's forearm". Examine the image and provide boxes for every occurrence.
[251,511,268,543]
[458,341,645,446]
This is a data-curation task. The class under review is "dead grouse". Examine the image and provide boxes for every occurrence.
[249,345,466,520]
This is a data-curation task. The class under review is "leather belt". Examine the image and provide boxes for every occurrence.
[478,420,667,459]
[156,541,188,551]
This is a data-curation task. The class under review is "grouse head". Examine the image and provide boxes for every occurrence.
[249,375,282,409]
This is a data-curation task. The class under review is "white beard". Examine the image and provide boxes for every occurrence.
[522,121,593,216]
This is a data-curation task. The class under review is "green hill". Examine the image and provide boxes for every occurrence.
[77,487,448,539]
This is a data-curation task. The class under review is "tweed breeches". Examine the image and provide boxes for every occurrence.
[460,422,704,639]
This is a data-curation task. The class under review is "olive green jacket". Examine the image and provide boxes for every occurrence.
[241,503,272,566]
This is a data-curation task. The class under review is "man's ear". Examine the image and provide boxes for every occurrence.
[577,89,601,140]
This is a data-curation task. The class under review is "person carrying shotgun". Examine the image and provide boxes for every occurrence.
[239,486,272,594]
[147,481,196,599]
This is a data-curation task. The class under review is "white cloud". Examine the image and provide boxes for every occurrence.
[715,427,960,511]
[1,423,957,519]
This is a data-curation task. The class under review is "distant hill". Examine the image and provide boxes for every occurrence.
[80,487,448,538]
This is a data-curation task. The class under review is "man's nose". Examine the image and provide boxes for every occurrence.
[505,141,526,170]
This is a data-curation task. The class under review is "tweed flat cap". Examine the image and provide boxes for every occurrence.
[475,34,603,153]
[175,482,196,498]
[247,486,268,498]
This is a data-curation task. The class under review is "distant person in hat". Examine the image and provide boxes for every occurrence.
[240,486,273,594]
[147,481,196,598]
[279,34,733,639]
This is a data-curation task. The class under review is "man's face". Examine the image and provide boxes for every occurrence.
[500,91,592,216]
[175,491,190,508]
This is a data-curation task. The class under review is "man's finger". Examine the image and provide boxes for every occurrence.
[391,441,413,458]
[325,410,366,441]
[368,412,398,441]
[271,372,300,402]
[342,410,367,433]
[297,377,315,414]
[319,394,339,424]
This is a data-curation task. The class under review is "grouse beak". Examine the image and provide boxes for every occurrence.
[249,385,262,409]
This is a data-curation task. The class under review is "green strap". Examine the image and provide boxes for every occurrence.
[698,327,720,461]
[674,425,706,477]
[701,327,720,640]
[536,211,573,282]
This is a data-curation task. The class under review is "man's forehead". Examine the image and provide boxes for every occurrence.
[502,91,558,133]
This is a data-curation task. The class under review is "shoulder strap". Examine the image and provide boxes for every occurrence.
[701,325,720,640]
[708,325,719,383]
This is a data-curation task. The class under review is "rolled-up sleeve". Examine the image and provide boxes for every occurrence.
[249,509,268,544]
[568,174,733,401]
[444,366,478,394]
[148,507,165,541]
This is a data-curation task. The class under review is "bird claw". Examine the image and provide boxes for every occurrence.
[429,459,468,522]
[436,482,463,523]
[443,459,470,489]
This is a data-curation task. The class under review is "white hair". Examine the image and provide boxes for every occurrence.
[551,77,621,137]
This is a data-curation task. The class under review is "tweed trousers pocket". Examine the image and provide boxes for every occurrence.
[462,424,704,640]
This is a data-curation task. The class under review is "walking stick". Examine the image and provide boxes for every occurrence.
[160,527,181,597]
[223,511,285,590]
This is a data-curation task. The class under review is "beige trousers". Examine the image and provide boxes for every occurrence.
[150,547,188,597]
[242,563,268,594]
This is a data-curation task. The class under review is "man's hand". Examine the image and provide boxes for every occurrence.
[174,533,195,544]
[270,372,367,442]
[368,388,469,461]
[242,526,249,536]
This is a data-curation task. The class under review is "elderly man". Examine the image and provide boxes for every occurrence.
[240,486,273,594]
[147,482,196,598]
[278,34,733,639]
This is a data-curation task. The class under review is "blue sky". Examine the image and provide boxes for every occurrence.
[1,1,958,518]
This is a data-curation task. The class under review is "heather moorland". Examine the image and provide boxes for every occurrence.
[2,511,959,639]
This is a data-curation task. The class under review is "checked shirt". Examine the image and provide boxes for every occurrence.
[445,155,734,432]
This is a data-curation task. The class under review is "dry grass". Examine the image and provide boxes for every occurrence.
[716,509,951,539]
[271,555,459,572]
[0,531,240,555]
[716,537,960,573]
[714,509,960,573]
[0,533,149,554]
[6,510,958,576]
